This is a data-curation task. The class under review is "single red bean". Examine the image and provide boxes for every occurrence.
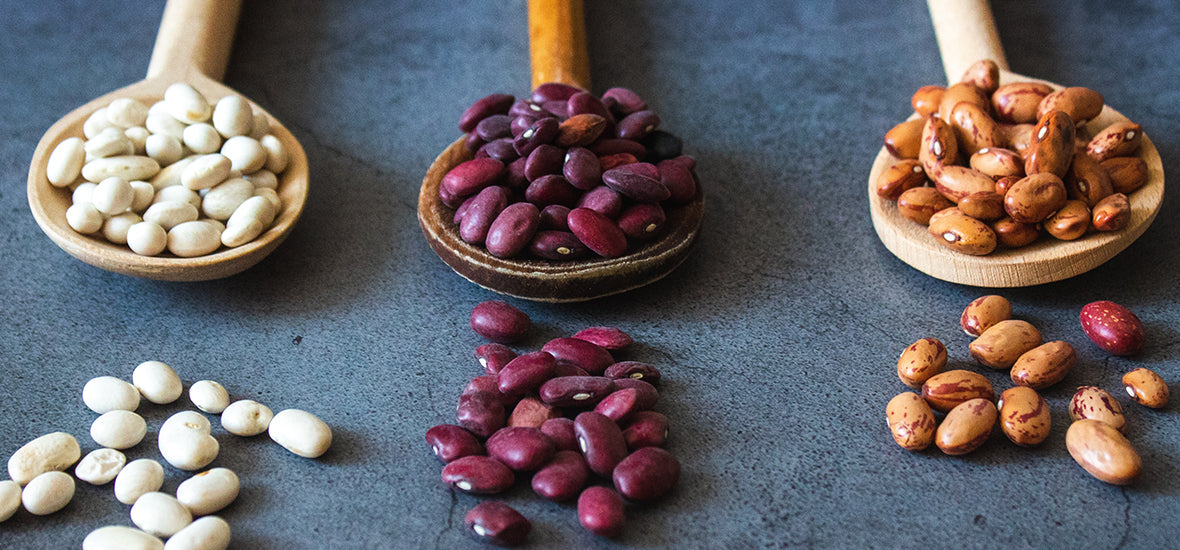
[1080,301,1145,356]
[528,230,589,261]
[602,167,670,203]
[622,411,669,449]
[572,327,633,351]
[612,447,680,501]
[539,204,571,230]
[531,82,583,103]
[475,343,517,375]
[604,361,661,384]
[486,426,555,471]
[471,300,531,343]
[532,450,590,502]
[453,194,475,224]
[603,87,647,116]
[568,91,612,118]
[465,132,486,154]
[617,203,666,241]
[425,424,484,463]
[460,93,515,133]
[541,100,569,118]
[524,144,565,181]
[657,158,697,204]
[539,376,616,407]
[612,161,660,181]
[542,337,615,374]
[465,501,531,547]
[486,202,541,258]
[541,417,578,452]
[442,455,514,494]
[578,486,625,538]
[441,158,505,198]
[508,397,562,429]
[510,99,548,119]
[610,378,658,402]
[475,114,512,141]
[595,388,653,422]
[599,153,639,171]
[513,117,559,157]
[510,115,536,138]
[456,391,507,438]
[477,138,519,163]
[563,147,603,190]
[462,375,516,407]
[575,412,629,476]
[568,207,628,258]
[525,174,580,208]
[590,138,646,159]
[616,110,660,140]
[498,351,557,396]
[504,156,529,190]
[577,186,624,219]
[459,186,510,244]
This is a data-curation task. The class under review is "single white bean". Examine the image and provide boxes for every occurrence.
[181,154,232,191]
[148,100,170,118]
[145,133,184,166]
[165,83,211,124]
[66,202,104,234]
[125,126,151,155]
[154,186,201,209]
[260,134,289,173]
[220,219,264,248]
[212,95,253,138]
[84,526,165,550]
[84,107,115,138]
[132,360,183,404]
[86,127,135,159]
[103,212,144,245]
[202,177,253,220]
[107,98,149,128]
[228,188,276,227]
[253,187,282,214]
[220,136,266,173]
[130,180,156,213]
[176,468,238,516]
[146,111,187,139]
[72,181,97,204]
[161,411,212,437]
[150,155,195,189]
[92,176,135,215]
[127,221,168,256]
[131,492,193,538]
[83,376,141,413]
[143,201,199,231]
[91,410,147,449]
[0,480,20,522]
[113,459,163,505]
[168,220,223,257]
[250,112,270,140]
[21,471,74,515]
[7,432,80,485]
[183,123,222,154]
[268,409,332,458]
[82,155,160,183]
[164,516,231,550]
[47,137,86,187]
[220,400,272,436]
[189,381,230,414]
[75,448,127,485]
[243,169,277,190]
[158,431,219,471]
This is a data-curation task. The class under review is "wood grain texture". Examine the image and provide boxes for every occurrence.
[927,0,1009,82]
[528,0,591,90]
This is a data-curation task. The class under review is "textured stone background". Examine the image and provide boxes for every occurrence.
[1,1,1178,547]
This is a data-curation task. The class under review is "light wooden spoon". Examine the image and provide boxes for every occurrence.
[418,0,704,302]
[868,0,1164,287]
[27,0,308,281]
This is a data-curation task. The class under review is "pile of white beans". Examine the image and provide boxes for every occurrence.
[45,83,288,257]
[1,360,332,550]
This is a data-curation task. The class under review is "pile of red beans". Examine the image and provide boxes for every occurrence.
[442,83,699,260]
[426,301,680,545]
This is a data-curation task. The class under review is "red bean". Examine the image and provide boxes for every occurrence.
[577,486,625,537]
[542,337,615,374]
[541,100,569,118]
[486,202,541,258]
[538,204,571,230]
[594,388,652,422]
[622,411,668,450]
[616,110,660,140]
[612,161,659,181]
[510,115,536,138]
[459,186,510,245]
[475,343,517,375]
[539,376,616,407]
[486,426,555,471]
[456,391,506,438]
[525,174,580,208]
[471,300,531,343]
[532,450,590,501]
[617,203,666,241]
[442,455,514,494]
[603,87,647,116]
[441,158,504,199]
[465,501,531,547]
[508,397,562,429]
[610,378,658,404]
[513,117,559,157]
[599,153,639,171]
[477,138,519,163]
[604,361,660,384]
[574,412,628,476]
[524,144,564,181]
[475,114,512,141]
[553,362,590,378]
[425,424,484,463]
[602,167,670,203]
[453,194,475,224]
[531,82,583,103]
[460,93,515,133]
[509,99,548,119]
[577,186,623,219]
[528,230,589,261]
[504,157,529,190]
[497,351,557,396]
[562,146,603,190]
[540,417,578,452]
[567,91,612,119]
[590,138,646,159]
[658,158,697,204]
[462,375,517,407]
[465,132,485,154]
[572,327,633,350]
[612,447,680,501]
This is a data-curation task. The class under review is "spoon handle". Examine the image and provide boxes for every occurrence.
[528,0,591,91]
[146,0,243,82]
[927,0,1010,84]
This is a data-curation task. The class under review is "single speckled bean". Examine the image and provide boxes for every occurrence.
[604,361,660,384]
[426,424,484,463]
[464,501,531,546]
[114,459,164,505]
[21,471,75,515]
[992,81,1054,123]
[1037,86,1104,123]
[269,409,332,458]
[540,418,578,452]
[475,343,517,375]
[1066,419,1140,485]
[1010,341,1076,390]
[876,159,925,200]
[934,398,996,456]
[7,431,81,485]
[507,397,561,428]
[1044,200,1091,241]
[897,187,954,225]
[998,386,1050,447]
[470,301,531,343]
[498,352,557,396]
[1080,300,1144,356]
[1091,193,1130,232]
[486,202,540,258]
[612,446,680,501]
[921,370,995,412]
[83,526,164,550]
[457,391,507,439]
[221,400,273,436]
[176,467,239,516]
[442,455,514,494]
[486,427,554,471]
[957,191,1005,221]
[542,337,614,374]
[960,295,1012,336]
[896,337,946,388]
[969,319,1042,369]
[1102,157,1148,194]
[1025,111,1075,179]
[622,411,669,449]
[531,450,590,501]
[928,211,997,255]
[1122,367,1169,408]
[539,376,616,407]
[1065,154,1113,207]
[574,412,628,476]
[1069,386,1126,432]
[578,486,625,537]
[885,392,936,451]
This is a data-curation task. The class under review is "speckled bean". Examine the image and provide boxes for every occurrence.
[1010,341,1076,390]
[1069,386,1126,432]
[1080,300,1144,356]
[969,319,1043,369]
[897,187,954,225]
[876,159,926,200]
[1037,86,1104,123]
[921,370,995,412]
[1024,111,1076,179]
[1044,200,1091,241]
[928,211,997,255]
[1122,368,1168,408]
[1102,157,1148,194]
[896,337,947,388]
[935,398,996,455]
[997,386,1050,447]
[886,392,936,451]
[885,118,925,159]
[1066,419,1140,485]
[1091,193,1130,232]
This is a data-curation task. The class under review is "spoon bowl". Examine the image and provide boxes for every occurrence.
[26,0,308,281]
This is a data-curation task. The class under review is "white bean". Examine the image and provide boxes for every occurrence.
[250,112,270,140]
[132,360,183,404]
[220,219,264,248]
[183,123,222,154]
[104,212,144,244]
[47,137,86,187]
[146,133,183,166]
[220,136,266,173]
[107,98,149,128]
[165,83,211,124]
[220,400,273,436]
[212,95,253,138]
[84,107,115,138]
[131,492,193,538]
[243,169,277,190]
[86,127,135,159]
[253,187,282,214]
[84,526,165,550]
[229,196,275,227]
[201,177,253,220]
[127,221,168,256]
[92,176,135,215]
[189,381,230,414]
[21,471,74,515]
[176,467,238,515]
[145,111,187,139]
[125,126,151,155]
[130,180,155,212]
[91,410,147,449]
[72,181,97,204]
[66,202,104,234]
[82,155,160,183]
[7,432,81,485]
[159,411,218,471]
[260,134,289,173]
[154,185,201,209]
[143,201,199,231]
[268,409,332,458]
[150,155,195,189]
[83,376,141,413]
[75,448,127,485]
[168,220,223,257]
[113,459,163,505]
[164,516,231,550]
[0,480,20,522]
[148,100,170,118]
[161,411,211,437]
[181,154,232,191]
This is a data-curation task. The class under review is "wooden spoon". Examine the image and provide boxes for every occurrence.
[418,0,704,302]
[27,0,308,282]
[868,0,1164,287]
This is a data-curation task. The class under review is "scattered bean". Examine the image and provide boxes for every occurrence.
[1066,419,1140,485]
[464,501,531,547]
[7,431,81,485]
[612,446,680,501]
[969,319,1042,369]
[268,409,333,458]
[935,398,997,456]
[220,399,273,436]
[83,526,164,550]
[532,450,590,501]
[885,392,936,451]
[164,516,232,550]
[1080,300,1144,356]
[189,380,230,414]
[1069,386,1126,432]
[997,386,1051,447]
[578,486,625,538]
[921,370,995,412]
[621,411,669,450]
[1122,367,1168,409]
[442,455,514,494]
[896,337,946,388]
[574,411,628,476]
[21,470,75,515]
[91,410,147,449]
[83,376,142,413]
[1010,341,1075,390]
[0,480,20,522]
[176,467,239,516]
[470,301,531,343]
[114,458,164,505]
[960,295,1012,337]
[130,492,193,538]
[132,360,183,404]
[75,448,127,485]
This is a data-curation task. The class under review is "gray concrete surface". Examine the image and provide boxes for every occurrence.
[1,1,1178,548]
